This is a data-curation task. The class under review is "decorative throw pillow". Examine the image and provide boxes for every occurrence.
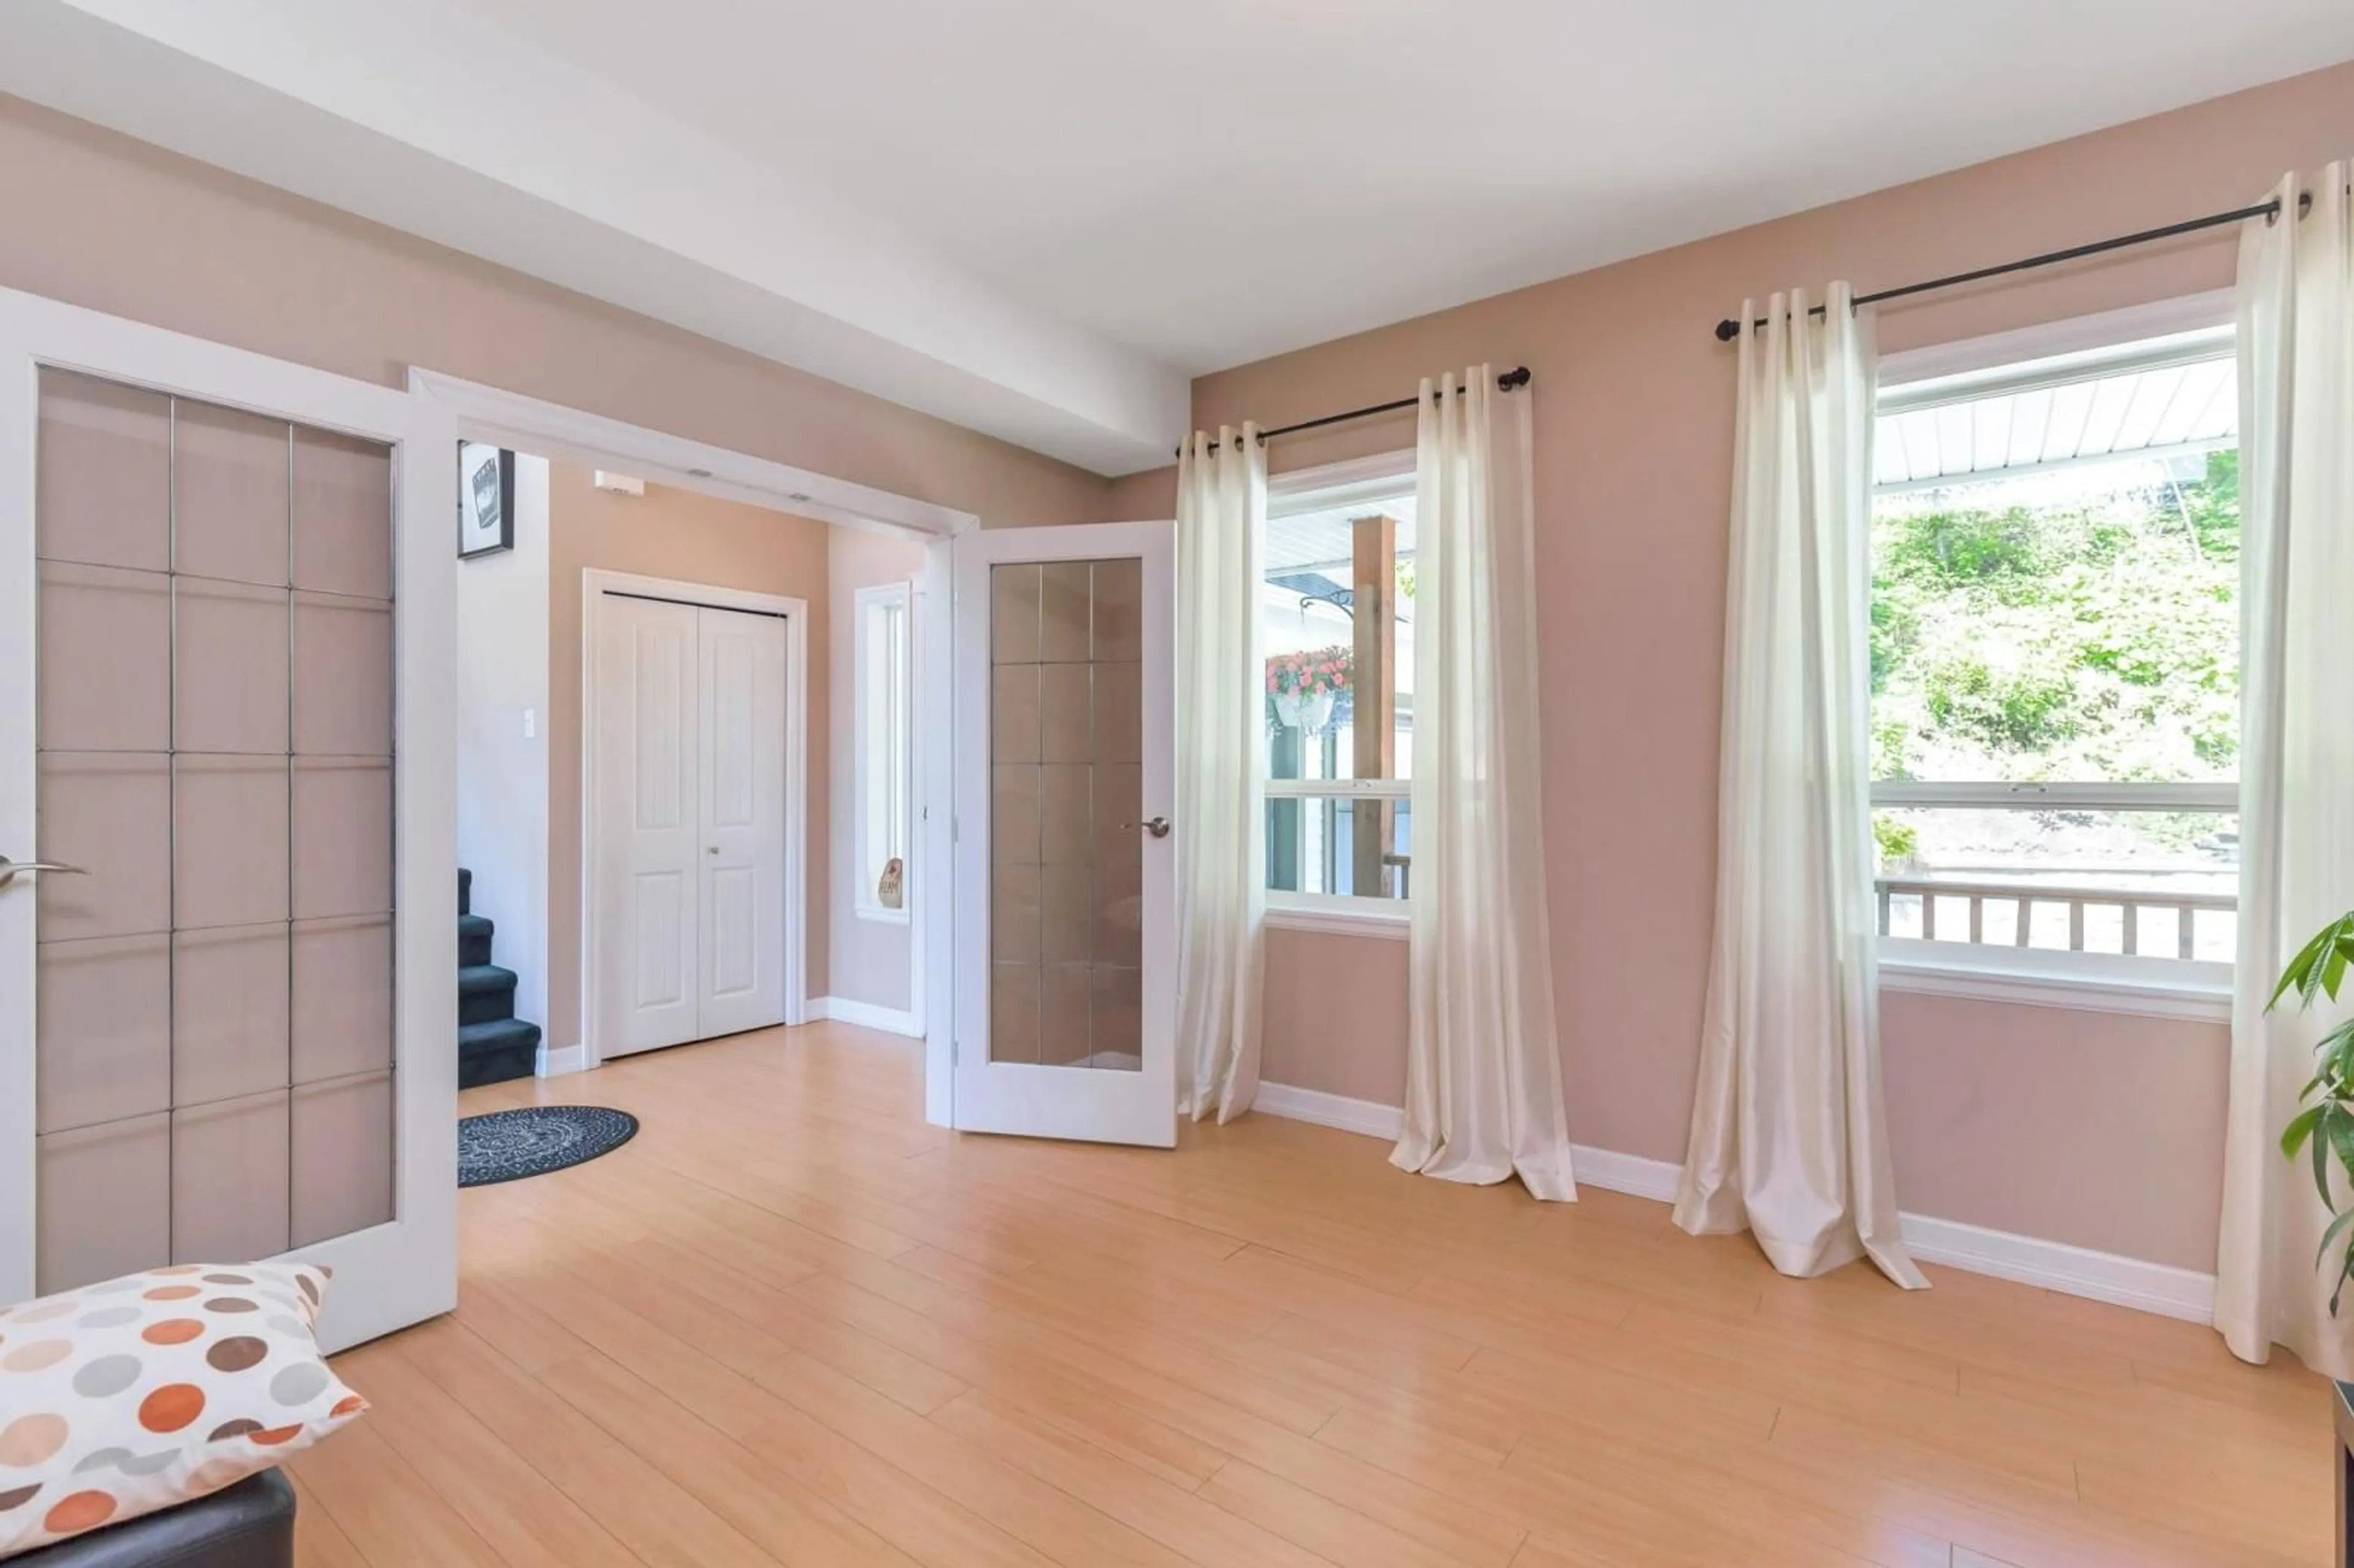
[0,1261,366,1558]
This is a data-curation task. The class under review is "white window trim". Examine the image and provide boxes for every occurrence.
[1869,300,2242,1016]
[1876,289,2233,390]
[1880,940,2231,1023]
[1870,780,2235,811]
[1268,447,1417,512]
[1265,777,1410,800]
[853,580,913,926]
[1264,891,1410,940]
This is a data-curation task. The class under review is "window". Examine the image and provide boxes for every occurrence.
[855,582,912,923]
[1262,455,1415,919]
[1869,322,2239,988]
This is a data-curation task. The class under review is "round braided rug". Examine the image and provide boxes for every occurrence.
[459,1105,639,1187]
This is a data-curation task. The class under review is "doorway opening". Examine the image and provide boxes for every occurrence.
[428,394,961,1097]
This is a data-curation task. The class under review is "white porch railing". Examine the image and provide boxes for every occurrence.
[1875,876,2236,959]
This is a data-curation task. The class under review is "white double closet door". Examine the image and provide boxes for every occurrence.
[594,592,788,1057]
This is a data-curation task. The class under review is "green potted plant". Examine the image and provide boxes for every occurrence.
[2276,911,2354,1310]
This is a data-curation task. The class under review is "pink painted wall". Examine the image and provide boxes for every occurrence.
[1181,62,2354,1273]
[1261,930,1409,1108]
[1880,994,2228,1270]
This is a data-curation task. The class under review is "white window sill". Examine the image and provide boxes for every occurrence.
[853,903,912,927]
[1878,938,2232,1023]
[1263,894,1409,942]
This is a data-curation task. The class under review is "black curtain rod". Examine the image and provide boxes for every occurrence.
[1188,365,1530,456]
[1712,192,2315,341]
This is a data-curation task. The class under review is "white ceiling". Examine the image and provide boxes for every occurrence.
[6,1,2349,476]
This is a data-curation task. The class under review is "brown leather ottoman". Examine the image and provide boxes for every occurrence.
[8,1471,292,1568]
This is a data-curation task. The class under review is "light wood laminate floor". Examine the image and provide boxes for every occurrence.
[287,1022,2328,1568]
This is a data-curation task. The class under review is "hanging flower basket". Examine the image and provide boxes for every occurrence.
[1273,688,1336,734]
[1267,646,1350,736]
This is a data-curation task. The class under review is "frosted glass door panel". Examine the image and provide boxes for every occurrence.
[32,370,395,1292]
[988,559,1143,1071]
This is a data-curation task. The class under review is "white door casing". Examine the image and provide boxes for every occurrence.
[583,573,804,1064]
[696,606,788,1037]
[0,286,458,1352]
[406,372,961,1109]
[951,520,1176,1147]
[918,538,955,1126]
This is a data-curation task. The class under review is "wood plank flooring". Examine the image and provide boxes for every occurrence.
[289,1023,2331,1568]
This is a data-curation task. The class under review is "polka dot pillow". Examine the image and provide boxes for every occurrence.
[0,1262,367,1558]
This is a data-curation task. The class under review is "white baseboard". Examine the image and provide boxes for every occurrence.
[806,995,923,1038]
[1252,1081,1405,1139]
[1566,1144,1683,1203]
[1251,1083,1675,1197]
[1895,1212,2215,1323]
[1250,1081,2216,1325]
[535,1041,588,1078]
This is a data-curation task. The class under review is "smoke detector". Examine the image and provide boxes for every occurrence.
[593,471,644,497]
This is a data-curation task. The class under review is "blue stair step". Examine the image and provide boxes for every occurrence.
[456,870,540,1091]
[459,912,494,968]
[459,963,519,1026]
[459,1018,539,1089]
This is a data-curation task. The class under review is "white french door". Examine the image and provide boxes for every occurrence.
[0,287,457,1352]
[590,585,791,1058]
[952,522,1176,1146]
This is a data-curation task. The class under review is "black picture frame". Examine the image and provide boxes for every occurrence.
[457,441,516,558]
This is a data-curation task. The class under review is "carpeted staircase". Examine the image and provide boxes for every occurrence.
[459,867,541,1089]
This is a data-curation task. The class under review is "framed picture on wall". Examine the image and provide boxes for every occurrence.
[457,441,514,558]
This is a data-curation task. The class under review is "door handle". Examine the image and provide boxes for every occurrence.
[1140,818,1170,839]
[0,856,85,892]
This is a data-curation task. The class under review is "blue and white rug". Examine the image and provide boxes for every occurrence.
[458,1106,639,1188]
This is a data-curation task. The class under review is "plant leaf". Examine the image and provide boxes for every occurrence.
[2284,1103,2325,1159]
[2315,1204,2354,1269]
[2317,1112,2337,1209]
[2274,914,2354,1012]
[2322,1016,2354,1072]
[2272,919,2342,1010]
[2326,1108,2354,1205]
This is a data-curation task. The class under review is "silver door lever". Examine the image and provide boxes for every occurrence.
[0,856,85,892]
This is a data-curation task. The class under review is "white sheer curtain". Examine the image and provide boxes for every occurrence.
[2216,165,2354,1374]
[1173,426,1268,1123]
[1391,368,1577,1201]
[1674,287,1924,1288]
